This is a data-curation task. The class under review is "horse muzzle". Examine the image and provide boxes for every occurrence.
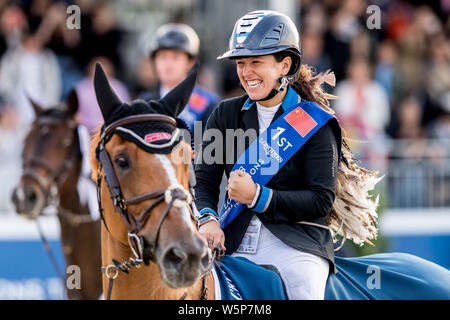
[157,235,210,289]
[11,185,44,220]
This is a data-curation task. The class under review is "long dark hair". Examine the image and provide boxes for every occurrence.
[274,52,382,249]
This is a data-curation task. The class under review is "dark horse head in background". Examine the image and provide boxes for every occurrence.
[10,92,102,300]
[12,92,80,218]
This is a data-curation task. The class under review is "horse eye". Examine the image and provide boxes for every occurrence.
[114,155,130,170]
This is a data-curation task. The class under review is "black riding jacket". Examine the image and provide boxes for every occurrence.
[194,87,342,273]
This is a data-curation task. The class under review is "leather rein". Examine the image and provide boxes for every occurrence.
[95,114,209,300]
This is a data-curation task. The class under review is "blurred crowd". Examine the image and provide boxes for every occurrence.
[297,0,450,208]
[0,0,449,209]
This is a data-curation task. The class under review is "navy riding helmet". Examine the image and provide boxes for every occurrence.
[218,10,302,84]
[149,23,200,59]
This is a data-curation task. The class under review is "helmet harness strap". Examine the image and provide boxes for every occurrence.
[255,76,289,102]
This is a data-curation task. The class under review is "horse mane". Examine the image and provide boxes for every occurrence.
[89,130,101,181]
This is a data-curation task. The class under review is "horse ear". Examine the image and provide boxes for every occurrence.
[93,62,122,121]
[66,89,79,117]
[28,96,45,116]
[159,62,199,118]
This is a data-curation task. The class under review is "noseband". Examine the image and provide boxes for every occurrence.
[96,114,198,266]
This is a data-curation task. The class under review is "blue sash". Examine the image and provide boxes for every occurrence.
[219,99,337,228]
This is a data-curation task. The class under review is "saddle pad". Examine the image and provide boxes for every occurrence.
[326,252,450,300]
[213,255,287,300]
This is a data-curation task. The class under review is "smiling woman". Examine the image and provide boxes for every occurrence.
[234,55,292,106]
[194,9,382,300]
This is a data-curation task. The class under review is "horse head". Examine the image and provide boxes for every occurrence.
[12,92,80,219]
[90,62,210,290]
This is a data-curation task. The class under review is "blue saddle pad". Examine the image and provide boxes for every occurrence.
[214,255,287,300]
[214,252,449,300]
[326,252,450,300]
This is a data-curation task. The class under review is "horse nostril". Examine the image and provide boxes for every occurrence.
[163,247,187,270]
[25,188,37,204]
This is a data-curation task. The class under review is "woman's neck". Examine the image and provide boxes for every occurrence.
[257,88,288,107]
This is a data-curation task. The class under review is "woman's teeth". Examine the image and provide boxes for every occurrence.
[247,80,262,88]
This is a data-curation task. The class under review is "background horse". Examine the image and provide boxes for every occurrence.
[11,92,102,300]
[91,63,449,300]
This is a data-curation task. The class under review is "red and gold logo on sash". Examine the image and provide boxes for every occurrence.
[284,107,318,137]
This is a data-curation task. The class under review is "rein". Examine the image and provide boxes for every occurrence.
[96,114,211,300]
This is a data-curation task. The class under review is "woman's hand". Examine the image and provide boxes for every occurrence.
[199,220,226,251]
[228,170,257,205]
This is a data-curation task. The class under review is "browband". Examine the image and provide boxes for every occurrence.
[101,114,178,140]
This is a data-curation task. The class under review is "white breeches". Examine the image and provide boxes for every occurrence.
[231,220,330,300]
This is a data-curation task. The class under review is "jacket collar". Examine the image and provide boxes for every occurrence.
[240,85,300,112]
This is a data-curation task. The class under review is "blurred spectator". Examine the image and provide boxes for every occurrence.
[391,95,427,140]
[0,30,61,128]
[301,2,328,35]
[374,40,398,102]
[30,1,84,99]
[78,1,123,70]
[350,30,370,59]
[391,5,442,106]
[385,1,415,43]
[324,0,366,81]
[75,56,130,134]
[424,32,450,115]
[428,106,450,142]
[388,95,429,208]
[301,30,332,73]
[140,23,218,133]
[333,57,390,161]
[0,3,26,53]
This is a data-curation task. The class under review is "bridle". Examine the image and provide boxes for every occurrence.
[21,117,81,215]
[18,116,97,290]
[96,114,211,300]
[96,114,199,273]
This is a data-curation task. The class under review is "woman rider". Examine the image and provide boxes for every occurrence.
[194,10,378,300]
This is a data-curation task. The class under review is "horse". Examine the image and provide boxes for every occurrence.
[91,62,450,300]
[11,92,103,300]
[89,62,215,299]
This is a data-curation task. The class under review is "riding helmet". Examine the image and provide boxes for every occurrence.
[149,23,200,59]
[218,10,302,82]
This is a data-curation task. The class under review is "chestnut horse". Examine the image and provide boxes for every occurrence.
[11,92,102,300]
[91,135,215,299]
[90,63,215,300]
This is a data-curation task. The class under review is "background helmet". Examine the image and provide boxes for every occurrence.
[149,23,200,59]
[218,10,302,82]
